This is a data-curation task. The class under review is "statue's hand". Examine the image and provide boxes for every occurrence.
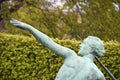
[10,18,31,30]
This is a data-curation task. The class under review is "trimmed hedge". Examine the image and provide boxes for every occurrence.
[0,33,120,80]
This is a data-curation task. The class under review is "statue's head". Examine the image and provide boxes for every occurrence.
[78,36,105,56]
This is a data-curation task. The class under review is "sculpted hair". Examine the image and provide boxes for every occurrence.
[83,36,105,56]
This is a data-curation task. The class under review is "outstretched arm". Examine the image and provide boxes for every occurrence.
[10,18,76,58]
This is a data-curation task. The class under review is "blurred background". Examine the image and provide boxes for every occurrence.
[0,0,120,79]
[0,0,120,41]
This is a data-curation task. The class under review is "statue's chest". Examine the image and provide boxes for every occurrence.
[55,57,89,80]
[55,57,103,80]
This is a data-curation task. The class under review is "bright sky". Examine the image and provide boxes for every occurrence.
[47,0,65,7]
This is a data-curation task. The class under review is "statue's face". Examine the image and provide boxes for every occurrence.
[78,42,91,56]
[78,41,105,57]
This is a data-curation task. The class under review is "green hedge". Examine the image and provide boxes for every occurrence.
[0,33,120,80]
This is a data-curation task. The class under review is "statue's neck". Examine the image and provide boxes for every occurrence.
[83,54,95,61]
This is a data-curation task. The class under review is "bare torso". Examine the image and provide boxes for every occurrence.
[55,55,105,80]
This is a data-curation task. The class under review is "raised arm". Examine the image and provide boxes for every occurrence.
[10,18,76,58]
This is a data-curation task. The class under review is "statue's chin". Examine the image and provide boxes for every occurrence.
[78,51,89,57]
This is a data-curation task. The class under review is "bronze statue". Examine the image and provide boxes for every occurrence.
[10,18,106,80]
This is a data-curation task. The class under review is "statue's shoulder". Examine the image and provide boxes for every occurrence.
[64,55,86,68]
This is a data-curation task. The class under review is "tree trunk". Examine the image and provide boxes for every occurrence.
[0,18,5,31]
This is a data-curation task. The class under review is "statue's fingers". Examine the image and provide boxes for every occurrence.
[11,18,18,22]
[11,18,21,23]
[11,18,16,20]
[11,18,19,22]
[10,21,17,24]
[13,23,25,29]
[13,23,21,26]
[10,20,15,23]
[10,20,21,24]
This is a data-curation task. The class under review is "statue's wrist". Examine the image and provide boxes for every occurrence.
[24,24,32,30]
[27,25,34,31]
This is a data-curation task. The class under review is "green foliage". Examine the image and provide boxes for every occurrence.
[1,0,120,42]
[4,2,68,38]
[96,41,120,79]
[0,0,23,19]
[78,0,120,41]
[0,33,120,79]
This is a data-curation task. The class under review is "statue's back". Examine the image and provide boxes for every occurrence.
[55,56,105,80]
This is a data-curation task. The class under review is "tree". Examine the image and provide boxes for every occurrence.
[63,0,120,41]
[1,0,120,41]
[0,0,24,31]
